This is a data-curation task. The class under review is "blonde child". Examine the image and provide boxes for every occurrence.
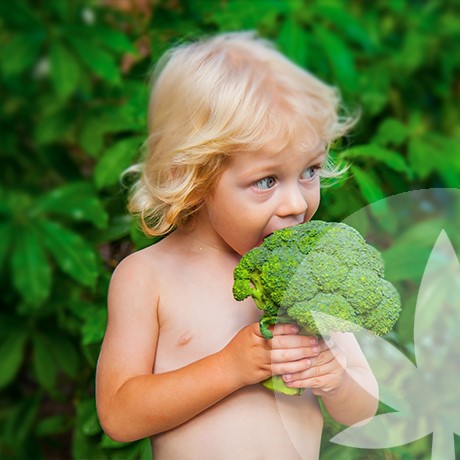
[96,32,378,460]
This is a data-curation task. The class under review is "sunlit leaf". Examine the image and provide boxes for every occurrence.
[344,144,412,177]
[314,25,358,92]
[311,3,374,51]
[350,166,386,206]
[372,118,409,147]
[277,16,308,67]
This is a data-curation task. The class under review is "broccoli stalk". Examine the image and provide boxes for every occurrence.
[233,220,401,396]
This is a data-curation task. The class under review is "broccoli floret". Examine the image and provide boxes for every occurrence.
[232,220,401,395]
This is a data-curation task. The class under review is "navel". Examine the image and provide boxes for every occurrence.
[178,331,193,346]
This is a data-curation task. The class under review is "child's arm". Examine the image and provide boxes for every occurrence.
[96,253,318,442]
[280,332,379,426]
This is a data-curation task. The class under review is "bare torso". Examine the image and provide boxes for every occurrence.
[146,231,324,459]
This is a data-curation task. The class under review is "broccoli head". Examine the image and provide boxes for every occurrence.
[232,220,401,395]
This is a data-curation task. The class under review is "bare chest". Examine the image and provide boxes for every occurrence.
[153,261,260,373]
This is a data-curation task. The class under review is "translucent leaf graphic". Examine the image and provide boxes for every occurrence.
[331,412,429,449]
[313,314,420,414]
[313,229,460,460]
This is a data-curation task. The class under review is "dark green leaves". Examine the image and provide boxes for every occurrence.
[68,35,121,85]
[11,227,52,307]
[94,136,144,189]
[38,219,98,288]
[37,182,109,229]
[0,329,28,389]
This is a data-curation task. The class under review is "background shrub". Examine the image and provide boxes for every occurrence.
[1,0,458,458]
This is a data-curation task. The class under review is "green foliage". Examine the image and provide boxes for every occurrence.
[1,0,459,458]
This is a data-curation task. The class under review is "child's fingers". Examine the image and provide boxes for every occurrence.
[270,328,319,349]
[270,343,320,363]
[281,347,347,391]
[271,357,313,376]
[270,323,300,336]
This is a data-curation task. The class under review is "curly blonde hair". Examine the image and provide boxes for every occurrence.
[127,31,355,237]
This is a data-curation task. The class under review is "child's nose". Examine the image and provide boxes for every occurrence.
[277,184,308,218]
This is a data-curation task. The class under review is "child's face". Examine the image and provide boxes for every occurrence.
[202,140,324,255]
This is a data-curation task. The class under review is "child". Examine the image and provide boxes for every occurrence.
[96,32,378,459]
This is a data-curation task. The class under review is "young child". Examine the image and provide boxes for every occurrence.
[96,32,378,459]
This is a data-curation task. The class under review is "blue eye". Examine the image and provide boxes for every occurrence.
[301,166,320,180]
[255,176,276,190]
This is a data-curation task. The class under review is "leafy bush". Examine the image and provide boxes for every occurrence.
[0,0,458,458]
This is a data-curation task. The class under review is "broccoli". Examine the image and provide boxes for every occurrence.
[233,220,401,395]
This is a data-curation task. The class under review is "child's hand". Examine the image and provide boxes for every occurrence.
[280,337,347,395]
[220,323,322,389]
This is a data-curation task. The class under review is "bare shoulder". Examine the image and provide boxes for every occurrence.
[98,240,173,380]
[109,236,174,307]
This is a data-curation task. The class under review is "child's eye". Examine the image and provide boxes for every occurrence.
[301,166,321,180]
[255,176,277,190]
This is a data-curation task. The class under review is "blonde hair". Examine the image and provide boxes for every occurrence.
[127,31,356,237]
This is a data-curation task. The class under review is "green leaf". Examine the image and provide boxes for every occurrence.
[4,395,41,444]
[79,400,102,436]
[0,33,42,77]
[310,3,374,51]
[100,434,129,449]
[49,333,80,378]
[350,166,386,205]
[0,0,41,28]
[382,243,432,282]
[32,334,57,390]
[37,219,98,287]
[80,108,142,157]
[68,35,121,85]
[89,26,136,53]
[11,226,52,307]
[0,222,13,269]
[408,133,460,186]
[49,41,81,99]
[277,16,308,66]
[34,110,73,145]
[314,25,358,92]
[94,136,144,189]
[36,182,108,229]
[36,415,73,437]
[82,307,107,345]
[372,118,409,147]
[136,437,154,459]
[408,137,440,179]
[0,329,28,389]
[343,144,413,177]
